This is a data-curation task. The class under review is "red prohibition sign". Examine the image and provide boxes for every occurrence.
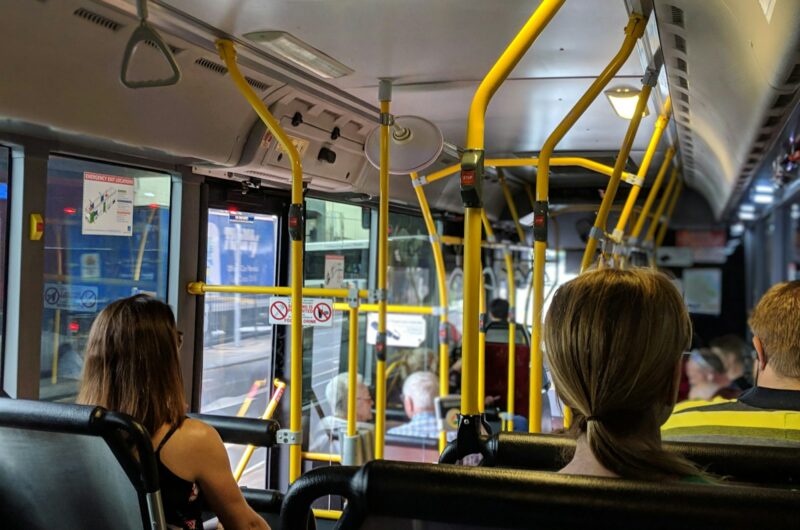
[270,300,289,320]
[313,303,332,322]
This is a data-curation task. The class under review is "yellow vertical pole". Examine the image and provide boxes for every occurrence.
[656,180,684,247]
[645,168,679,244]
[479,266,487,413]
[216,40,304,482]
[480,211,516,429]
[462,0,565,420]
[611,97,672,243]
[411,172,451,453]
[375,82,391,459]
[629,152,676,241]
[531,15,646,432]
[580,81,652,272]
[347,305,359,438]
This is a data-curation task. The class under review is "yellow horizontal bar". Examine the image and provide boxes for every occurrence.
[302,452,342,463]
[187,282,368,299]
[332,302,434,315]
[313,509,342,521]
[423,157,636,185]
[440,235,464,246]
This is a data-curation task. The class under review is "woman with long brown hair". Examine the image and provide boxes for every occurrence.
[78,294,270,530]
[544,268,701,481]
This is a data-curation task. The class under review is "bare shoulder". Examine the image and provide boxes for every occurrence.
[178,417,224,449]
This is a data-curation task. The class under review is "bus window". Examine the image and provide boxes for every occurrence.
[39,156,171,402]
[0,146,8,368]
[305,198,371,465]
[200,207,278,487]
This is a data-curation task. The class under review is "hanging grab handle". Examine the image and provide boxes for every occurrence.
[120,0,181,88]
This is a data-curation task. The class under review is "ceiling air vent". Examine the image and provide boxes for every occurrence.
[771,93,794,110]
[669,6,685,28]
[755,132,771,143]
[73,7,124,32]
[144,40,182,56]
[195,58,228,76]
[675,57,688,73]
[678,104,690,114]
[674,34,687,53]
[678,92,689,103]
[245,76,270,92]
[785,63,800,85]
[763,115,780,128]
[677,77,689,89]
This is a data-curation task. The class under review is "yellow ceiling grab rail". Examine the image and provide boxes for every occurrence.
[628,149,676,246]
[531,14,647,431]
[656,178,684,248]
[216,39,305,483]
[580,77,653,272]
[611,96,673,245]
[438,0,565,465]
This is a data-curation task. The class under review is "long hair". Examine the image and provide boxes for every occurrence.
[77,295,186,434]
[544,268,699,480]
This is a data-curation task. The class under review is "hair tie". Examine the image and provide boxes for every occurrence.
[586,416,600,422]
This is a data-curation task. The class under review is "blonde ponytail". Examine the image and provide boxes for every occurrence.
[545,268,700,480]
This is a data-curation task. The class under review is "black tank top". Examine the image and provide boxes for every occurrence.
[155,422,204,530]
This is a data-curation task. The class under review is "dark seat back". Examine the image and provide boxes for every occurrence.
[187,412,279,447]
[0,398,165,530]
[282,460,800,530]
[486,431,800,486]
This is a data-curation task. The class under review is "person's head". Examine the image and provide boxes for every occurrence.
[325,373,373,422]
[748,281,800,386]
[709,334,750,379]
[544,268,697,480]
[77,295,185,434]
[489,299,509,322]
[406,348,437,374]
[685,349,727,387]
[401,371,438,419]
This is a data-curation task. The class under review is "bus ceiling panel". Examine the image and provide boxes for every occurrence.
[655,0,800,220]
[160,0,645,90]
[347,76,660,157]
[0,0,284,166]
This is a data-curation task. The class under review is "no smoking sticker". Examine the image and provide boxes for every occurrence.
[268,297,333,327]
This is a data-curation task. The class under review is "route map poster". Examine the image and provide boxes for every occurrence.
[82,172,134,236]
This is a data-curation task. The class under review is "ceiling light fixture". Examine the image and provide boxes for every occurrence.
[754,183,774,194]
[753,193,773,204]
[243,31,353,79]
[739,203,756,213]
[604,86,650,120]
[738,211,756,221]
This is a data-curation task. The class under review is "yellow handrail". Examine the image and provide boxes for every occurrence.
[410,171,451,453]
[187,282,368,299]
[375,84,391,459]
[346,304,359,442]
[480,212,515,430]
[656,179,684,248]
[645,168,679,243]
[498,169,526,242]
[611,97,672,243]
[302,452,342,463]
[629,150,676,241]
[531,14,646,432]
[424,157,638,186]
[461,0,565,420]
[233,379,286,482]
[217,39,305,483]
[580,80,652,272]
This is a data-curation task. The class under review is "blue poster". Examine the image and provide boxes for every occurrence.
[207,209,277,287]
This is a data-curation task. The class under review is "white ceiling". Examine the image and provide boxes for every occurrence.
[160,0,661,157]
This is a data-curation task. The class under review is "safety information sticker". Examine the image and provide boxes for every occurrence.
[268,297,334,327]
[82,172,134,237]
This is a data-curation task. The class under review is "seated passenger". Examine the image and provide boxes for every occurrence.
[685,349,739,400]
[663,281,800,446]
[544,268,701,480]
[387,371,440,439]
[78,295,270,530]
[309,372,374,462]
[489,298,509,322]
[710,334,754,391]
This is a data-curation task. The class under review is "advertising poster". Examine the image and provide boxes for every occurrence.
[683,268,722,316]
[82,172,134,236]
